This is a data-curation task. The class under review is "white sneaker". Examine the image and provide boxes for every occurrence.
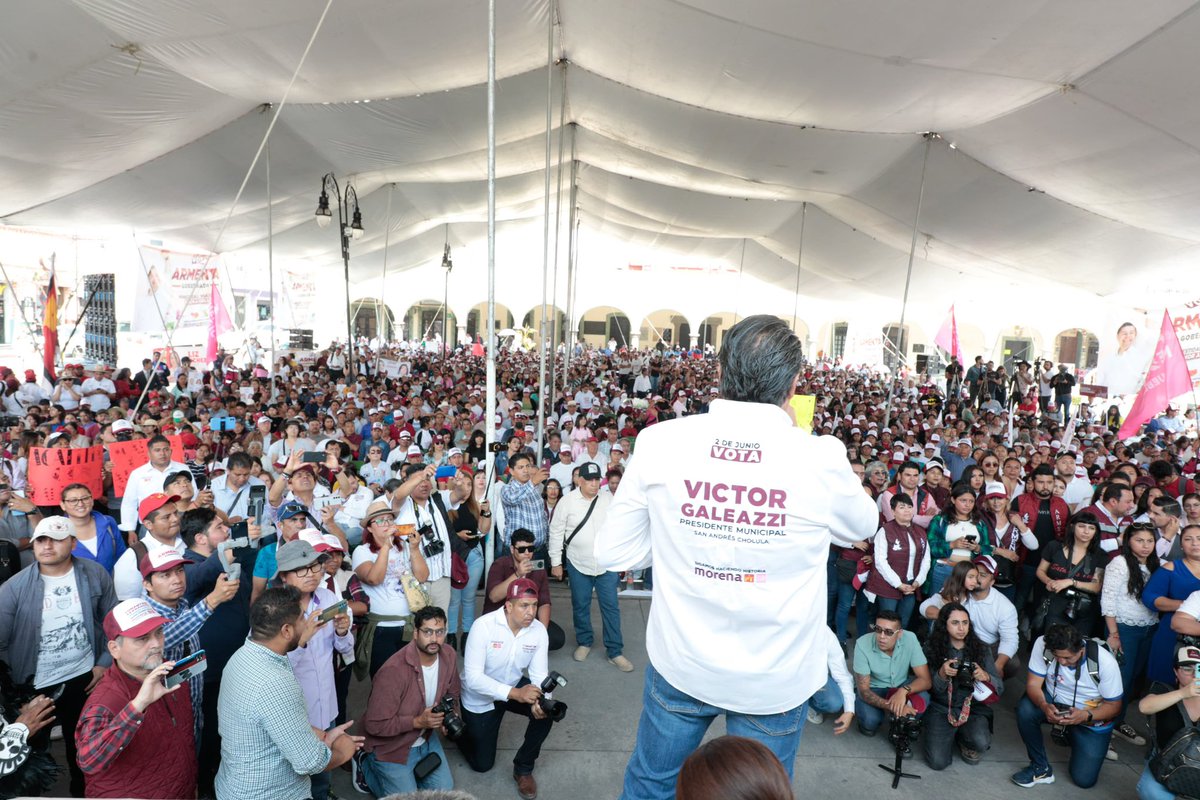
[49,725,62,741]
[608,655,634,672]
[573,645,591,662]
[1105,746,1118,761]
[806,708,825,725]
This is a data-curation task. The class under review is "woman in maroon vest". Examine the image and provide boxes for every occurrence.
[865,493,930,629]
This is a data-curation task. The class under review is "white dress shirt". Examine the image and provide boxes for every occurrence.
[119,460,193,531]
[461,608,549,713]
[113,534,185,600]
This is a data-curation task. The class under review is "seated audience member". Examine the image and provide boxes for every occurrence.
[356,606,460,796]
[852,609,932,738]
[482,529,565,652]
[676,736,794,800]
[922,603,1002,770]
[75,599,196,799]
[1136,644,1200,800]
[1013,623,1122,789]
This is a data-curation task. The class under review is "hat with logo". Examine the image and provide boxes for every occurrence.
[32,516,74,541]
[277,502,308,521]
[299,528,333,553]
[1177,645,1200,666]
[138,493,180,522]
[138,547,194,578]
[506,577,540,601]
[103,598,170,640]
[112,419,134,433]
[983,482,1007,500]
[406,445,423,457]
[972,555,999,575]
[579,462,602,481]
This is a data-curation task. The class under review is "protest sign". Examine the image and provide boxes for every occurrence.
[109,435,185,496]
[27,446,104,504]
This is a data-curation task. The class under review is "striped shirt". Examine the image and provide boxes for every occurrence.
[500,479,549,549]
[216,640,331,800]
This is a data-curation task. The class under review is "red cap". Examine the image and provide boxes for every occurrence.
[103,599,169,640]
[138,493,179,522]
[506,577,540,601]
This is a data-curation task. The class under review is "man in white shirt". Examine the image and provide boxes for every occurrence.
[965,557,1020,676]
[1055,452,1093,512]
[549,462,631,671]
[209,452,267,522]
[548,447,576,491]
[113,492,187,600]
[119,435,194,533]
[460,579,555,800]
[80,365,116,412]
[595,315,878,797]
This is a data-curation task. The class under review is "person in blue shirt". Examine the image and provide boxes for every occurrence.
[61,483,126,574]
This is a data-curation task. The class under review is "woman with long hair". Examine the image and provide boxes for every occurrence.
[1182,493,1200,527]
[925,483,990,595]
[1101,523,1159,746]
[920,560,979,621]
[922,602,1001,770]
[980,482,1035,602]
[978,453,1001,485]
[676,736,793,800]
[962,465,986,496]
[1037,513,1104,636]
[446,468,490,652]
[465,429,487,467]
[1143,525,1200,684]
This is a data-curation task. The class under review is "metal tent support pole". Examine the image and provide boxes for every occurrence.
[484,0,499,577]
[376,184,394,372]
[535,0,556,458]
[791,202,807,349]
[562,146,579,390]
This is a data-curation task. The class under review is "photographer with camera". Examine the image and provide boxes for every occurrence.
[1013,623,1122,789]
[1035,512,1104,637]
[922,603,1002,770]
[461,578,558,800]
[391,463,454,612]
[357,605,461,795]
[852,610,932,739]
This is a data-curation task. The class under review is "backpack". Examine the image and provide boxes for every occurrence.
[1151,695,1200,799]
[1041,637,1105,685]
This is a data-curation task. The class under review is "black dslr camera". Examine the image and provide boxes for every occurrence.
[418,524,445,559]
[887,714,921,757]
[537,671,568,722]
[954,659,977,690]
[430,694,465,740]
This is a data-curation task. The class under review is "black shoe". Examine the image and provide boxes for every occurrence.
[859,723,877,737]
[446,633,458,651]
[460,632,468,653]
[350,750,369,794]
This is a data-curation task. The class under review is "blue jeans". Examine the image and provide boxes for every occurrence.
[566,561,623,657]
[447,547,485,635]
[619,663,806,800]
[809,675,845,714]
[1116,622,1156,726]
[826,549,839,628]
[1057,394,1072,424]
[1016,692,1113,788]
[854,687,930,734]
[1137,761,1174,800]
[928,561,954,596]
[362,737,453,795]
[875,594,917,630]
[835,581,870,645]
[343,525,363,548]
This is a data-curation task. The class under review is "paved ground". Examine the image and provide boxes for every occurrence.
[44,585,1141,798]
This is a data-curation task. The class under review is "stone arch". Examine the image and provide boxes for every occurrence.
[400,299,457,345]
[465,302,514,342]
[639,308,690,350]
[1054,328,1100,369]
[350,298,397,342]
[520,304,568,349]
[577,305,632,349]
[695,311,741,351]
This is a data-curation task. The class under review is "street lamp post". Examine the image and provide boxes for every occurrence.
[441,243,453,356]
[315,173,364,374]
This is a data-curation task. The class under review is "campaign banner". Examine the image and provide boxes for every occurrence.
[133,246,222,335]
[378,358,407,378]
[281,269,317,327]
[27,446,104,504]
[108,435,186,497]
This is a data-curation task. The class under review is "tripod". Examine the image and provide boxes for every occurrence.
[878,744,921,789]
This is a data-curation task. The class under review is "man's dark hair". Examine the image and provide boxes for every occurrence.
[1032,464,1055,479]
[897,461,921,478]
[1043,623,1085,653]
[890,492,913,510]
[401,462,426,480]
[1101,483,1131,504]
[1153,496,1183,520]
[163,470,193,491]
[414,606,447,628]
[227,451,255,472]
[250,586,303,642]
[1149,460,1178,482]
[717,315,804,406]
[383,478,403,494]
[509,452,533,470]
[147,434,170,450]
[874,609,901,626]
[510,528,535,547]
[180,507,219,549]
[59,482,92,501]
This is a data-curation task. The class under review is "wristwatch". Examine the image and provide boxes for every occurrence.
[1086,710,1094,724]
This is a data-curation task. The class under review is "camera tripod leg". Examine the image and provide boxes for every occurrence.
[878,749,921,789]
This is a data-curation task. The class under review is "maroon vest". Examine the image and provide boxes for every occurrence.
[865,520,928,600]
[1015,493,1069,541]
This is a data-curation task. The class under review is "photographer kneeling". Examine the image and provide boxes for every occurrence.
[461,578,559,800]
[922,603,1002,770]
[852,610,932,743]
[1013,623,1122,789]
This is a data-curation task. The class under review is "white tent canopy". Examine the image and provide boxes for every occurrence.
[4,0,1200,340]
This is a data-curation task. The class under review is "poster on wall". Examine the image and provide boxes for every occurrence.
[1091,303,1200,399]
[281,269,317,328]
[132,246,222,335]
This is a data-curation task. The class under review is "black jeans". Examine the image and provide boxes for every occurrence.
[370,625,409,678]
[29,669,92,797]
[198,679,222,798]
[923,703,992,770]
[460,679,554,776]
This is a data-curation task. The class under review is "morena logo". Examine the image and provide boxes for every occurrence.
[693,567,766,583]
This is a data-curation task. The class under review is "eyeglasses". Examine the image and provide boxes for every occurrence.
[872,626,901,637]
[1179,665,1198,675]
[289,563,324,578]
[418,628,447,637]
[514,545,535,553]
[62,496,93,505]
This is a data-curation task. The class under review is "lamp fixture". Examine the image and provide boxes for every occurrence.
[315,188,332,228]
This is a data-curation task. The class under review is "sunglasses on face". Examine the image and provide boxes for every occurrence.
[514,545,535,554]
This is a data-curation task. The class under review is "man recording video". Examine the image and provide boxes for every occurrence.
[1013,623,1122,789]
[461,578,558,800]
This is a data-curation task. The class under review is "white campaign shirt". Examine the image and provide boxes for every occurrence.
[113,535,185,601]
[461,608,549,714]
[80,378,115,411]
[594,398,879,714]
[118,460,194,531]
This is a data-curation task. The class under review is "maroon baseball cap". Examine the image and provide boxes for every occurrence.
[506,578,539,601]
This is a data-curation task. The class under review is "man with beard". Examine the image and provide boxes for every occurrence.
[216,587,362,800]
[355,605,461,795]
[1009,465,1070,614]
[75,598,196,798]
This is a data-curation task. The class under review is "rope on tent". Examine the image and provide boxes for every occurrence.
[374,184,394,374]
[882,133,934,431]
[791,202,807,352]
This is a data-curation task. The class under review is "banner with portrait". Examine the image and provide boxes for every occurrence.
[132,246,223,336]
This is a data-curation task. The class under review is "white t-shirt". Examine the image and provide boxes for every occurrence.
[945,520,978,560]
[1029,635,1123,727]
[33,571,94,689]
[412,660,440,747]
[1177,590,1200,621]
[80,378,115,411]
[350,543,413,626]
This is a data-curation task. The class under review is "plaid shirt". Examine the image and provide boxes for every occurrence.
[76,700,143,775]
[500,479,549,549]
[216,640,331,800]
[146,594,211,742]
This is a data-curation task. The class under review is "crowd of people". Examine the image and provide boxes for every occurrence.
[0,323,1193,799]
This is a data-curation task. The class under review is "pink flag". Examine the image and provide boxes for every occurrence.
[1118,310,1191,438]
[934,305,963,365]
[205,281,233,364]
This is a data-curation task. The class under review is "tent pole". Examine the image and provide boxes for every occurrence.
[267,140,276,400]
[376,184,394,373]
[548,106,569,414]
[734,238,747,323]
[791,202,807,351]
[484,0,498,576]
[536,0,556,459]
[563,143,579,390]
[883,133,934,431]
